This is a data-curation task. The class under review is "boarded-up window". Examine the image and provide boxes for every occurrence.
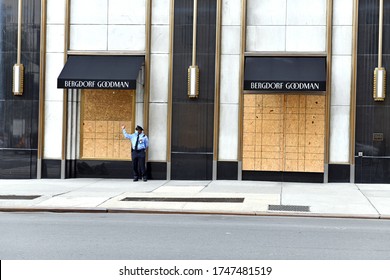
[243,94,325,173]
[80,89,135,160]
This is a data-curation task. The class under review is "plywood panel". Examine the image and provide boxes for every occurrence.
[80,90,135,160]
[242,94,325,173]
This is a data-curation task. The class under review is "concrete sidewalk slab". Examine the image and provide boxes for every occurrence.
[281,183,379,216]
[204,180,282,194]
[0,179,388,218]
[36,196,111,208]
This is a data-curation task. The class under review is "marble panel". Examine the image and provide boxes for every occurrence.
[246,26,286,52]
[332,26,353,55]
[108,0,146,24]
[286,26,326,52]
[46,25,65,53]
[222,0,241,26]
[333,0,354,26]
[47,0,66,24]
[70,25,108,51]
[148,103,168,161]
[286,0,326,25]
[220,55,240,104]
[219,104,239,161]
[71,0,108,24]
[150,54,169,103]
[108,25,146,51]
[44,101,63,159]
[151,25,169,54]
[331,55,352,106]
[221,26,240,55]
[45,52,65,102]
[247,0,286,26]
[135,103,144,129]
[152,0,170,25]
[330,105,350,163]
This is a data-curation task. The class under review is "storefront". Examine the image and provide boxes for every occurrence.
[242,56,327,182]
[1,0,390,184]
[56,55,144,178]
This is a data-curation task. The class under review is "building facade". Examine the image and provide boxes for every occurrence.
[0,0,389,183]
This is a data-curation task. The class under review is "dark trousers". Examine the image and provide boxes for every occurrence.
[132,149,146,179]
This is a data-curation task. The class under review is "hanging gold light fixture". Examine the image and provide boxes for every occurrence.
[188,0,199,99]
[373,0,386,101]
[13,0,24,96]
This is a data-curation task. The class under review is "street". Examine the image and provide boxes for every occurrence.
[1,213,390,259]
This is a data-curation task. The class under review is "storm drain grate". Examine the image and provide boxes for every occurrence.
[121,197,245,203]
[0,195,41,200]
[268,204,310,212]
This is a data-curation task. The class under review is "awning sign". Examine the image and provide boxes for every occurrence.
[244,56,327,92]
[57,55,144,90]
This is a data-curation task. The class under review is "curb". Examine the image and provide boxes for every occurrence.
[0,206,387,219]
[0,207,107,213]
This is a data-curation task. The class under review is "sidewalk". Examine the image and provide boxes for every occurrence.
[1,179,390,219]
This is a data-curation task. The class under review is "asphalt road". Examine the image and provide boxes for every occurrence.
[1,213,390,259]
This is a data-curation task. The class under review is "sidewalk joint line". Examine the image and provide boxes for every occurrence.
[356,184,381,216]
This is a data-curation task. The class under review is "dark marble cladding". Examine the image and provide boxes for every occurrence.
[64,160,167,179]
[171,102,214,152]
[355,105,390,157]
[0,0,41,25]
[0,100,39,149]
[0,149,37,178]
[67,160,133,179]
[171,0,216,180]
[42,159,61,179]
[328,164,350,183]
[217,161,238,180]
[243,171,324,183]
[355,157,390,183]
[355,0,390,183]
[0,0,40,179]
[147,162,167,180]
[171,153,213,180]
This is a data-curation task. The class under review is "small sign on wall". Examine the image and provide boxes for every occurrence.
[373,133,384,142]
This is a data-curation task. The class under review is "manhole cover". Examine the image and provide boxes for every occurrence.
[121,197,245,203]
[0,195,41,200]
[268,204,310,212]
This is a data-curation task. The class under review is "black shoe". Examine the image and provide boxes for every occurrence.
[143,178,147,182]
[133,178,138,182]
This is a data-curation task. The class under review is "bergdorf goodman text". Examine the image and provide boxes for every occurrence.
[244,81,325,92]
[63,80,131,89]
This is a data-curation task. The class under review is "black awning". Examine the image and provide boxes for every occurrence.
[57,55,144,89]
[244,56,327,92]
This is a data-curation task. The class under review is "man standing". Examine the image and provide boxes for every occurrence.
[122,124,149,181]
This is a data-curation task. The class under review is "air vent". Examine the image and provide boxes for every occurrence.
[0,195,41,200]
[121,197,244,203]
[268,204,310,212]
